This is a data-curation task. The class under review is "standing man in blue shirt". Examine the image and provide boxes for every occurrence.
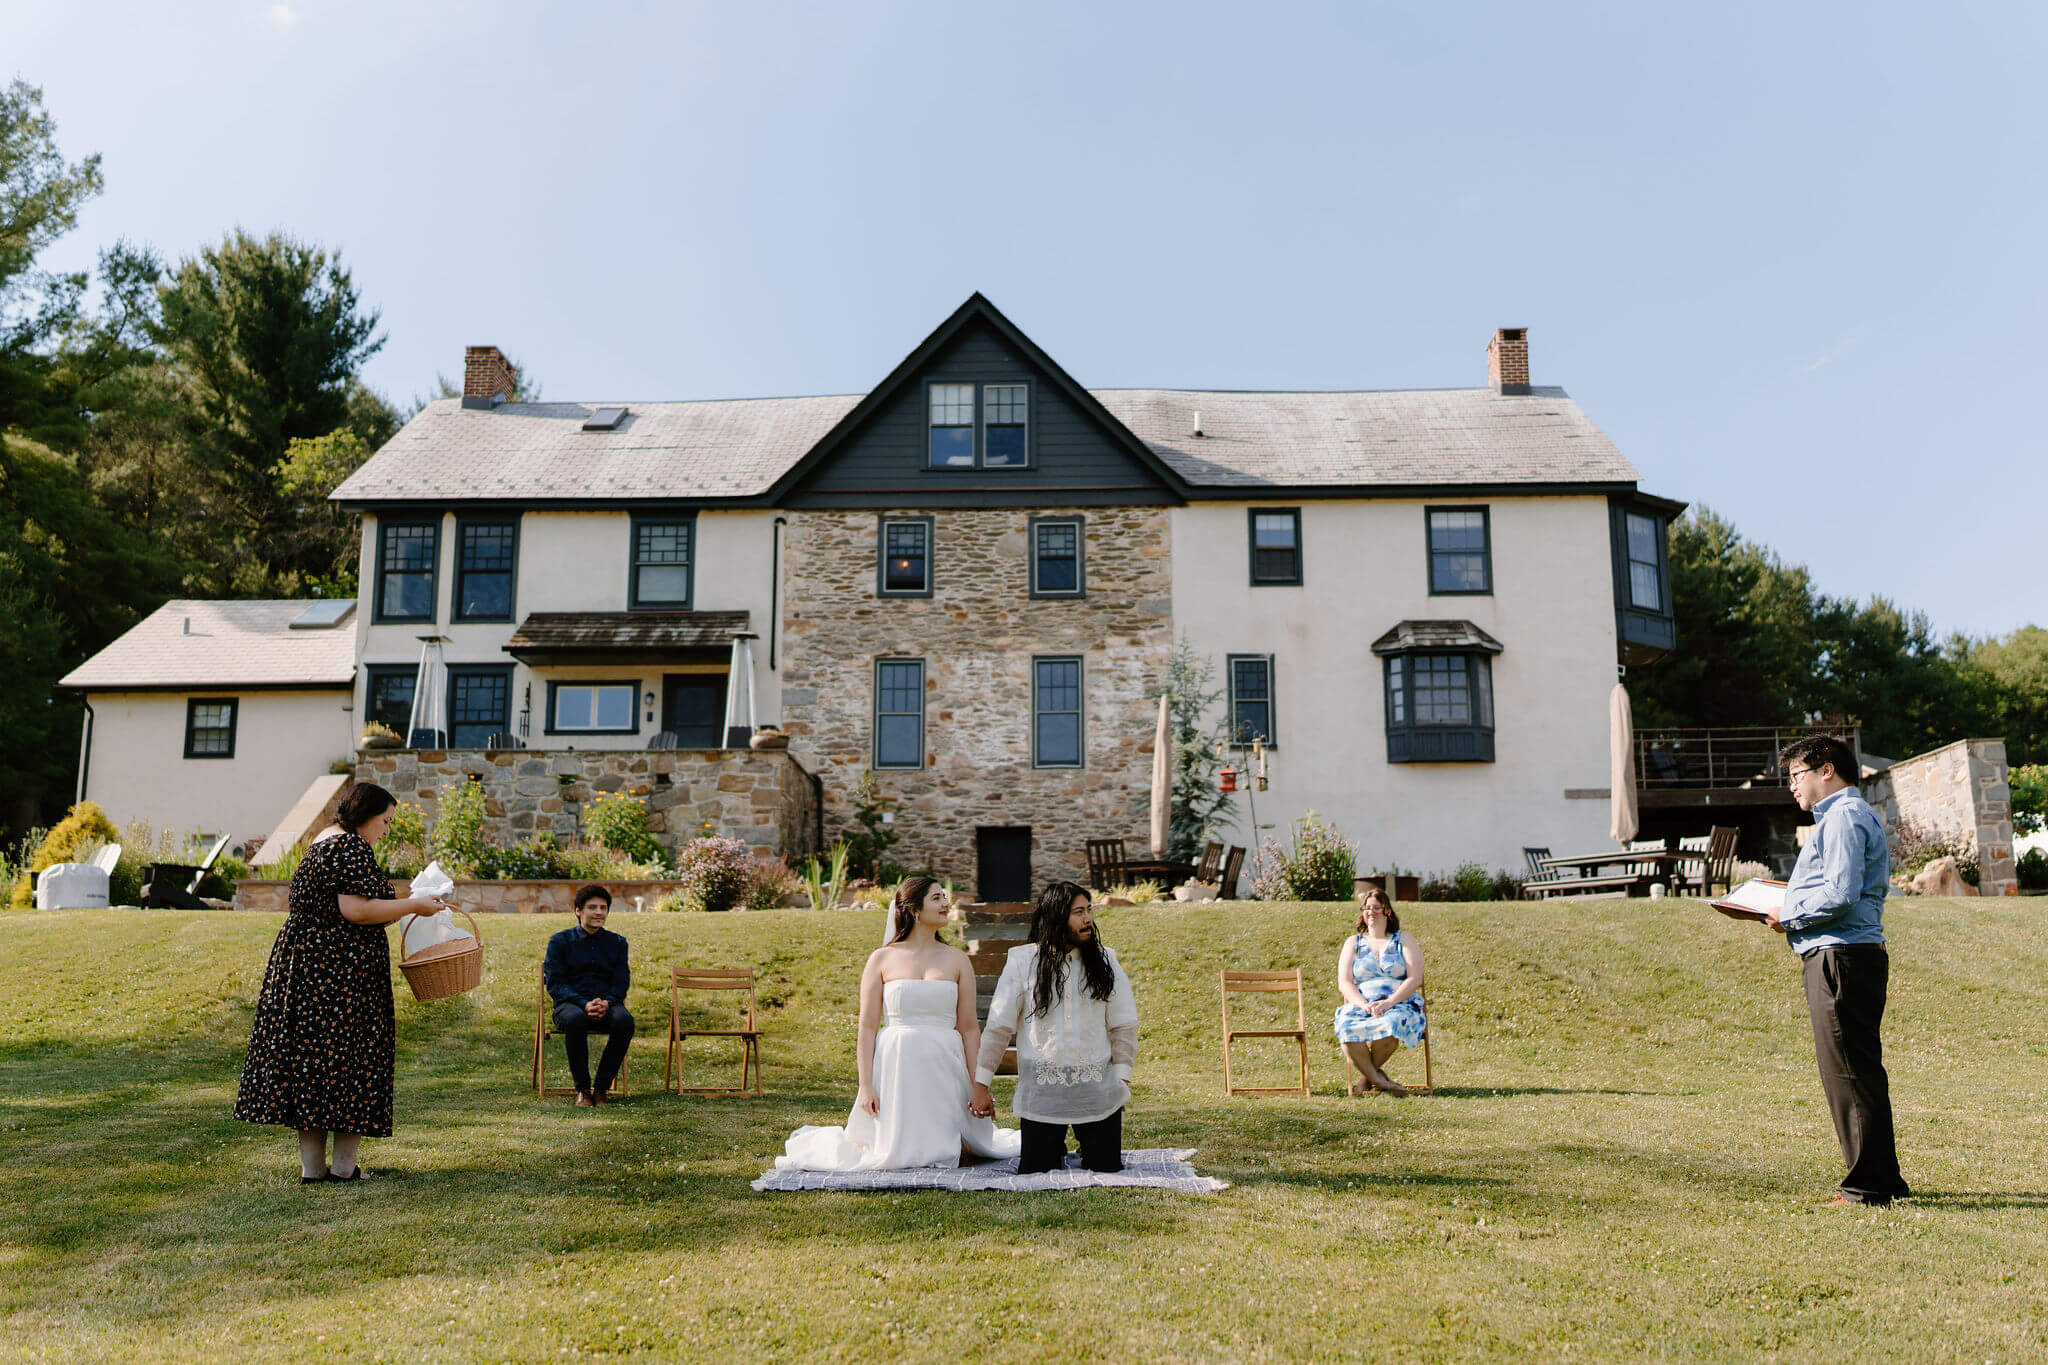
[545,885,633,1106]
[1765,734,1910,1205]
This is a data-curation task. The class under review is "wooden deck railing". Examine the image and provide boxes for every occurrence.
[1634,724,1860,791]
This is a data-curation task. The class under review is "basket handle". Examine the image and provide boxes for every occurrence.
[397,906,483,964]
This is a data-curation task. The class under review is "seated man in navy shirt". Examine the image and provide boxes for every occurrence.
[545,885,633,1106]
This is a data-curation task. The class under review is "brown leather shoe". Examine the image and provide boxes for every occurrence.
[592,1091,608,1106]
[574,1091,596,1107]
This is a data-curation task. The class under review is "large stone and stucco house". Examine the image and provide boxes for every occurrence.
[64,295,1681,894]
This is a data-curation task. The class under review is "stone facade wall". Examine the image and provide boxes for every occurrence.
[1862,738,2017,896]
[352,746,817,861]
[780,506,1172,887]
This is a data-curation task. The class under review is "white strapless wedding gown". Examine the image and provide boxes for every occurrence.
[776,978,1022,1171]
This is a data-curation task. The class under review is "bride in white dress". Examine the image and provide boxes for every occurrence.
[777,877,1021,1171]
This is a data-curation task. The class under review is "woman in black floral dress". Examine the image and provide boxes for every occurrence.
[234,783,448,1182]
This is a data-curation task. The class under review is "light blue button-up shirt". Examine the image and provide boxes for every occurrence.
[1781,787,1891,955]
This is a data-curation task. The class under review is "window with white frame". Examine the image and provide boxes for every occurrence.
[983,384,1029,467]
[928,383,977,468]
[550,682,638,734]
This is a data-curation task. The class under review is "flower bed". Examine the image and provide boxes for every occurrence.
[232,879,693,915]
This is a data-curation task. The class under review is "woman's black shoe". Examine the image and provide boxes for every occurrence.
[300,1173,329,1185]
[324,1168,367,1182]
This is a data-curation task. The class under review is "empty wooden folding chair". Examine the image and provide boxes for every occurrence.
[1220,969,1310,1097]
[1217,845,1246,900]
[1703,825,1740,898]
[531,968,632,1097]
[1195,840,1224,884]
[665,967,763,1096]
[1085,838,1130,891]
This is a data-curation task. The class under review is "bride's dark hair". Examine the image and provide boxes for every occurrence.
[1028,879,1116,1017]
[886,876,942,945]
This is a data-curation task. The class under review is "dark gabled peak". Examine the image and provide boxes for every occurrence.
[582,406,628,431]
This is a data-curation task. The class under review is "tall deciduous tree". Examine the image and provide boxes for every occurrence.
[0,79,103,448]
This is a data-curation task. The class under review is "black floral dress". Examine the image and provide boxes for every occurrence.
[233,832,397,1136]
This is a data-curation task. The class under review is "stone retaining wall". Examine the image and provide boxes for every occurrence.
[1862,738,2018,896]
[352,746,817,860]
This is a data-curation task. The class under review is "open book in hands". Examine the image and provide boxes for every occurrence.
[1711,878,1788,922]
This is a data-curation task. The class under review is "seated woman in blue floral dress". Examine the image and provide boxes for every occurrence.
[1332,888,1427,1097]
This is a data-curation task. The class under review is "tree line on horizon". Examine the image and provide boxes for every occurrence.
[2,81,2041,839]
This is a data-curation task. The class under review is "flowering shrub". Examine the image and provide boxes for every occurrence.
[1247,812,1357,902]
[670,835,752,911]
[1889,816,1978,886]
[488,834,569,880]
[380,801,429,879]
[430,779,490,877]
[745,855,800,910]
[582,791,666,869]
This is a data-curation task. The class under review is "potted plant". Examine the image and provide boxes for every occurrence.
[749,724,789,751]
[362,722,403,750]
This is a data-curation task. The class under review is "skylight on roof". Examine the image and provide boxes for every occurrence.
[291,600,357,629]
[583,407,628,431]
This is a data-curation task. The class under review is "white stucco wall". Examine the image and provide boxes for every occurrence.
[81,690,356,845]
[1170,497,1620,878]
[354,509,783,750]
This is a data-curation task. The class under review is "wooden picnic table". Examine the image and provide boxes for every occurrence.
[1118,859,1198,886]
[1531,849,1702,898]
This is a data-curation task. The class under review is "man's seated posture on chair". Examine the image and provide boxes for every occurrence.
[545,885,632,1106]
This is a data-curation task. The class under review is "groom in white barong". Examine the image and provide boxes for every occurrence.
[971,880,1138,1174]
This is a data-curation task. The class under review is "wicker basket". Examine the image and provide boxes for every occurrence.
[396,908,483,1001]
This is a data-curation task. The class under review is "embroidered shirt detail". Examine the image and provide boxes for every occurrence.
[1035,1060,1106,1086]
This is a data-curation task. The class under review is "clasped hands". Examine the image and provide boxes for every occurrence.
[583,997,611,1019]
[967,1082,995,1119]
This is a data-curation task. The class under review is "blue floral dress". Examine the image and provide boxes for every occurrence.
[1333,932,1427,1048]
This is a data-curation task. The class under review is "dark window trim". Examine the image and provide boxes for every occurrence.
[1425,504,1493,596]
[183,697,239,759]
[1030,654,1086,769]
[372,514,441,624]
[1247,507,1304,586]
[544,678,644,737]
[872,657,927,770]
[445,663,515,749]
[876,515,936,598]
[1225,653,1276,750]
[923,377,1037,471]
[364,664,417,730]
[1623,508,1666,612]
[453,513,521,623]
[628,511,697,611]
[1382,650,1495,764]
[1028,515,1086,598]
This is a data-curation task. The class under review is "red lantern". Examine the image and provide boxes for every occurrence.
[1219,764,1239,793]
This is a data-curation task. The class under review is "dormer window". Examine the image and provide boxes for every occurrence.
[927,380,1033,469]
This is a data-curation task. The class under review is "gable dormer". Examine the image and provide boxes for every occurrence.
[773,294,1187,509]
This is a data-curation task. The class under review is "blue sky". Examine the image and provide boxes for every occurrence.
[10,0,2042,636]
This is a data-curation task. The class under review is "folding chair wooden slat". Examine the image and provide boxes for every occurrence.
[531,968,631,1098]
[665,967,763,1096]
[1085,838,1129,891]
[1220,968,1309,1097]
[1217,846,1246,900]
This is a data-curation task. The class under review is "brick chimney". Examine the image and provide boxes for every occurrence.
[462,345,518,408]
[1486,328,1530,395]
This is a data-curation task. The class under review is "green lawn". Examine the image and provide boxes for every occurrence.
[2,900,2045,1362]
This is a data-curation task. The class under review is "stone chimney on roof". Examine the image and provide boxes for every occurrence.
[1486,328,1530,395]
[462,346,518,409]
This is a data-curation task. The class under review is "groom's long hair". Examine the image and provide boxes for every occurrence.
[1029,879,1117,1018]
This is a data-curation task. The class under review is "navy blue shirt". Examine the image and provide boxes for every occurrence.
[545,925,630,1008]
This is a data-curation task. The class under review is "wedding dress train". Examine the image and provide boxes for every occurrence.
[776,978,1021,1170]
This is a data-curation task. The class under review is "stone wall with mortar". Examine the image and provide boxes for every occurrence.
[352,747,817,862]
[779,506,1172,888]
[1862,738,2017,896]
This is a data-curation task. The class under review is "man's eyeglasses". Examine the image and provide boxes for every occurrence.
[1785,766,1813,786]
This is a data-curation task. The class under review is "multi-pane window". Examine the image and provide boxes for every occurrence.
[1427,508,1491,594]
[1031,517,1083,597]
[928,383,977,468]
[874,659,926,769]
[1625,512,1662,611]
[1384,652,1496,762]
[1228,655,1275,747]
[448,668,511,749]
[631,518,692,608]
[879,517,933,595]
[1033,656,1084,767]
[455,518,517,621]
[184,699,238,758]
[376,519,439,622]
[1249,509,1303,585]
[551,682,636,733]
[366,666,416,734]
[983,384,1029,468]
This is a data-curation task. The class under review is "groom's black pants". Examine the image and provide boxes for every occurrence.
[1018,1109,1123,1174]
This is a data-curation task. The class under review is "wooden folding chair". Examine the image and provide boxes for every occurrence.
[1217,845,1246,900]
[1085,838,1129,891]
[1703,825,1740,897]
[1195,841,1224,883]
[1220,969,1309,1097]
[531,968,632,1097]
[665,967,763,1096]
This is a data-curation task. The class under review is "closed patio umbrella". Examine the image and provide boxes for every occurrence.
[1610,681,1639,843]
[1150,692,1172,857]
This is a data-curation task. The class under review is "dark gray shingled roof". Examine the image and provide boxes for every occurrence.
[332,385,1636,504]
[504,611,753,657]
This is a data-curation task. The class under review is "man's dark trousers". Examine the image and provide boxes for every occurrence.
[555,1004,634,1096]
[1802,945,1909,1203]
[1018,1109,1122,1174]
